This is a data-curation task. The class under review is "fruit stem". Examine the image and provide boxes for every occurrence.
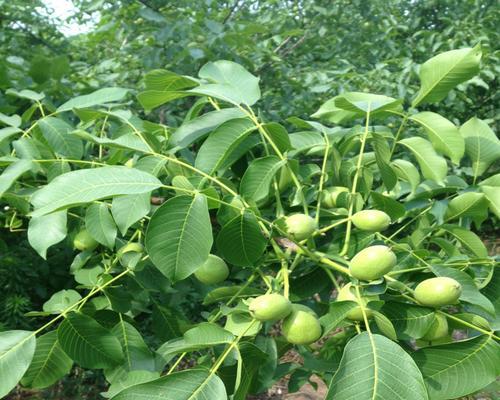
[315,132,331,224]
[340,104,372,256]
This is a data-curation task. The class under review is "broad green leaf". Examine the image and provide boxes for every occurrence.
[0,112,21,128]
[137,91,190,110]
[289,131,324,155]
[372,312,397,341]
[28,210,67,259]
[413,335,500,400]
[224,313,261,337]
[441,225,488,258]
[413,176,468,200]
[326,332,428,400]
[21,331,72,389]
[459,117,500,179]
[444,192,487,222]
[43,289,81,314]
[111,193,151,235]
[57,88,129,112]
[0,127,22,145]
[216,211,267,267]
[412,46,482,107]
[6,88,45,101]
[194,118,256,173]
[410,112,464,164]
[379,302,435,340]
[145,194,213,282]
[170,108,246,149]
[399,137,448,183]
[58,312,124,369]
[184,323,235,346]
[262,122,292,152]
[370,192,405,220]
[30,166,161,218]
[203,286,262,305]
[72,130,150,153]
[112,369,227,400]
[0,330,36,398]
[372,133,397,190]
[391,159,420,191]
[74,265,104,286]
[319,301,357,336]
[311,96,359,123]
[151,304,191,342]
[233,342,269,400]
[103,371,159,399]
[240,156,285,203]
[431,265,495,315]
[335,92,402,114]
[112,320,155,372]
[143,69,197,91]
[38,117,83,159]
[85,203,117,248]
[190,60,261,106]
[478,173,500,187]
[0,159,33,198]
[480,186,500,219]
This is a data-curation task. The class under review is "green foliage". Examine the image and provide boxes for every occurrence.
[0,2,499,399]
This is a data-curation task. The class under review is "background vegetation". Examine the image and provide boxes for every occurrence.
[0,1,498,399]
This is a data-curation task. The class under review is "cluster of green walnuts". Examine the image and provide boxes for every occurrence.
[72,183,463,345]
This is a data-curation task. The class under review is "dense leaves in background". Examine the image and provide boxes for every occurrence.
[0,1,499,400]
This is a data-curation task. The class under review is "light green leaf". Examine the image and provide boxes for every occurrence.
[327,332,428,400]
[170,108,246,149]
[319,301,357,336]
[224,313,261,337]
[373,311,397,341]
[480,186,500,219]
[152,305,191,343]
[335,92,403,114]
[72,130,150,153]
[459,117,500,179]
[240,156,285,203]
[379,302,435,340]
[21,331,72,389]
[30,166,161,218]
[0,127,22,145]
[111,193,151,235]
[412,46,482,107]
[370,192,405,220]
[311,96,359,123]
[28,210,67,259]
[43,289,81,314]
[38,117,83,159]
[441,225,488,258]
[57,88,129,112]
[102,371,159,399]
[145,194,213,282]
[410,112,464,164]
[203,286,262,305]
[391,159,420,191]
[85,203,117,248]
[399,137,448,183]
[432,265,495,315]
[372,133,397,190]
[262,122,292,152]
[112,369,227,400]
[57,312,124,369]
[143,69,197,91]
[413,335,500,400]
[0,330,36,398]
[0,159,33,198]
[112,320,155,372]
[137,90,190,110]
[194,118,256,173]
[6,88,45,101]
[444,192,487,222]
[0,112,21,128]
[190,60,261,106]
[216,211,267,267]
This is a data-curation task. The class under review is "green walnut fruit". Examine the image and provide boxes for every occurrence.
[349,245,397,281]
[285,214,318,241]
[414,277,462,307]
[422,313,448,341]
[337,283,379,321]
[73,229,98,251]
[321,186,348,208]
[194,255,229,285]
[117,243,144,267]
[351,210,391,232]
[282,305,322,345]
[249,293,292,321]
